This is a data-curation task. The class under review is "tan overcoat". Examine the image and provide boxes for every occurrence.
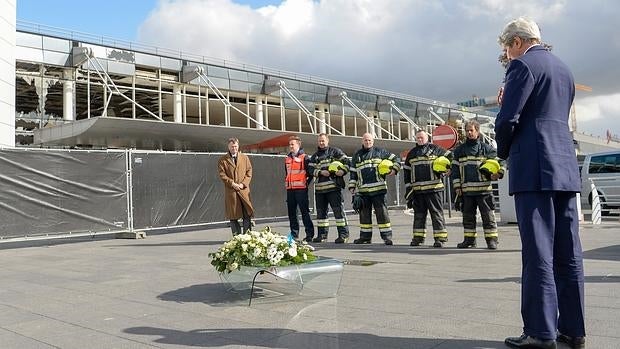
[217,152,255,220]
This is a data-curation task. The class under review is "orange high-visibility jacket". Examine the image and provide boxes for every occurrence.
[285,153,308,190]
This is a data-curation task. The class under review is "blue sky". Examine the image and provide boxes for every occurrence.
[16,0,282,41]
[14,0,620,136]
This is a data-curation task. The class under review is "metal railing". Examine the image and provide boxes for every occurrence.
[16,20,479,113]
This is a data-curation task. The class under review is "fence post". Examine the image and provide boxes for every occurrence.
[590,179,601,225]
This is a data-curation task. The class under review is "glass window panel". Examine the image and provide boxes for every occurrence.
[228,69,248,81]
[248,72,264,83]
[135,52,161,68]
[280,78,300,90]
[42,36,71,53]
[229,80,249,92]
[16,32,43,49]
[248,82,263,93]
[160,57,181,71]
[209,76,230,90]
[314,84,328,94]
[207,65,229,79]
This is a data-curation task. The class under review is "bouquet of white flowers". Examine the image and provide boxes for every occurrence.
[209,227,317,273]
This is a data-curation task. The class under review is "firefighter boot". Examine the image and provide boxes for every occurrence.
[410,237,425,247]
[485,237,498,250]
[457,237,477,248]
[433,238,446,248]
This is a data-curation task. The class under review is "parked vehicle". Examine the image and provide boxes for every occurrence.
[581,150,620,215]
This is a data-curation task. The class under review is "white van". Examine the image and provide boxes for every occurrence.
[581,150,620,214]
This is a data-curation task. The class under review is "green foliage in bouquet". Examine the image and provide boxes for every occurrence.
[209,227,317,273]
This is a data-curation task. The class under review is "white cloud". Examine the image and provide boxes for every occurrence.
[575,93,620,136]
[138,0,620,137]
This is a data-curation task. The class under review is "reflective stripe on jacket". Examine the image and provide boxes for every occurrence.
[348,146,401,196]
[308,146,350,193]
[451,138,504,196]
[285,153,308,190]
[403,143,450,197]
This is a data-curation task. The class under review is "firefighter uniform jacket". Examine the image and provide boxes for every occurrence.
[348,146,401,196]
[451,138,505,196]
[308,146,350,194]
[403,143,451,198]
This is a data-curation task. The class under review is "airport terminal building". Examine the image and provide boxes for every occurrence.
[9,21,501,155]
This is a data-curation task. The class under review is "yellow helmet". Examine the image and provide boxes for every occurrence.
[432,156,451,173]
[479,159,501,178]
[377,159,394,176]
[328,160,345,174]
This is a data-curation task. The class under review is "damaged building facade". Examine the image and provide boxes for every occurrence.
[13,22,496,155]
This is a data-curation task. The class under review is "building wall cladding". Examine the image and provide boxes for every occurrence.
[0,0,16,147]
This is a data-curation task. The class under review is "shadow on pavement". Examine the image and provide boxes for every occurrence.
[123,326,507,348]
[583,245,620,262]
[104,240,226,248]
[313,243,520,255]
[457,275,620,284]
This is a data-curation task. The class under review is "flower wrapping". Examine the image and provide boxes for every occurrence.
[209,227,317,273]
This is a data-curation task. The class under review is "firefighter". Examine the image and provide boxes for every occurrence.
[285,135,315,242]
[403,130,451,247]
[451,120,505,249]
[308,133,350,243]
[348,132,401,245]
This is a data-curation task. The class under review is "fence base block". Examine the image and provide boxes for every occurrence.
[115,231,146,239]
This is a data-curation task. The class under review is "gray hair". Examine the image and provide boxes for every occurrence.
[498,17,541,46]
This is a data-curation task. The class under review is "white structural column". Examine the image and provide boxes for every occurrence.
[255,97,264,129]
[0,0,16,147]
[63,70,75,121]
[318,110,326,134]
[173,85,182,123]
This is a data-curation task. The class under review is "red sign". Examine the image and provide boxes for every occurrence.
[432,125,458,149]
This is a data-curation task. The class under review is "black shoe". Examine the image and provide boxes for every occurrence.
[302,237,313,243]
[457,238,476,248]
[505,334,557,349]
[410,237,424,247]
[557,333,585,349]
[334,237,348,244]
[384,239,393,245]
[433,238,446,248]
[486,239,498,250]
[312,236,327,243]
[353,238,371,244]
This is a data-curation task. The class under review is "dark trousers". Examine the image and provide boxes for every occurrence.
[316,190,349,239]
[359,194,391,241]
[514,191,585,340]
[230,203,251,235]
[287,189,314,239]
[412,191,447,241]
[461,194,498,239]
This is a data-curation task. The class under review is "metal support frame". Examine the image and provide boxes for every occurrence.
[73,47,163,121]
[186,66,268,129]
[340,92,398,140]
[277,81,344,136]
[427,107,446,125]
[388,100,422,132]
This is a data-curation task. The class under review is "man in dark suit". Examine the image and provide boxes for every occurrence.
[494,17,585,349]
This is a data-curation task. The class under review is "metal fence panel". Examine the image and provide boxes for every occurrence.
[130,152,292,230]
[0,149,128,239]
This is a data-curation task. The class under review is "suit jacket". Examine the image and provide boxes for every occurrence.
[494,45,580,195]
[217,152,255,220]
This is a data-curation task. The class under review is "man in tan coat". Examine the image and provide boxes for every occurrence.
[218,138,255,235]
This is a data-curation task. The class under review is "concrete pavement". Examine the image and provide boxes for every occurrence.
[1,211,618,348]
